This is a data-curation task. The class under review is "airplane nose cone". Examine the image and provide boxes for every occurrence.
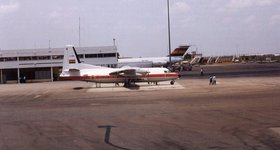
[176,72,181,78]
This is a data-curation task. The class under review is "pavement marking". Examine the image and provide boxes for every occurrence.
[33,95,41,99]
[90,103,103,106]
[270,127,280,136]
[43,91,49,94]
[87,81,185,93]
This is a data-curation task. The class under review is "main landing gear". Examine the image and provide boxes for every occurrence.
[170,80,175,85]
[124,79,132,87]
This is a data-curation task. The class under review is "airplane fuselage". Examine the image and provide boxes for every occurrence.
[118,56,183,67]
[61,67,179,83]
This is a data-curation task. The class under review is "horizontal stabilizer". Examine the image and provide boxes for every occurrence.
[68,68,80,72]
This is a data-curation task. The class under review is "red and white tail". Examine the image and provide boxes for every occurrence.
[170,45,190,57]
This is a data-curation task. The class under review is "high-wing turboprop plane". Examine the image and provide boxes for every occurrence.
[60,46,179,87]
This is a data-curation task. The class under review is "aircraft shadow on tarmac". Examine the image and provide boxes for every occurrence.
[98,125,131,150]
[124,84,140,90]
[102,83,141,90]
[74,82,181,92]
[73,84,141,91]
[73,87,84,90]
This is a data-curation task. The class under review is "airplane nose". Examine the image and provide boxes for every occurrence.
[178,73,181,78]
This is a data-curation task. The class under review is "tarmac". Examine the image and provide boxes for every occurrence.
[0,63,280,150]
[87,81,185,93]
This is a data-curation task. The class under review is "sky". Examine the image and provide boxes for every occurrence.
[0,0,280,57]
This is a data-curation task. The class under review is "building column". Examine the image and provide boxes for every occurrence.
[0,69,3,84]
[50,67,53,82]
[17,68,20,84]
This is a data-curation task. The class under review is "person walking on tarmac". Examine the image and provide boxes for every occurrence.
[209,76,213,85]
[212,75,216,85]
[200,68,204,76]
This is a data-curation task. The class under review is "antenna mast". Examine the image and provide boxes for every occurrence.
[79,17,81,47]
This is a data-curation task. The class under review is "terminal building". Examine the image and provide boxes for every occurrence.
[0,46,118,84]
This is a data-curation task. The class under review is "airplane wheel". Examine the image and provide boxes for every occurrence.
[170,80,175,85]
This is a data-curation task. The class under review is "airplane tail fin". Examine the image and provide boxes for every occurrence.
[170,45,190,57]
[62,45,81,71]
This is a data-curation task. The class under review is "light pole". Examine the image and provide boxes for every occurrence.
[79,17,81,47]
[113,38,116,46]
[167,0,172,65]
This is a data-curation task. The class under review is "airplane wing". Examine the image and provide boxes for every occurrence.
[109,69,136,76]
[109,68,150,76]
[135,68,150,75]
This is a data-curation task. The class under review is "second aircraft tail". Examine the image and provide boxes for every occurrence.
[170,45,190,57]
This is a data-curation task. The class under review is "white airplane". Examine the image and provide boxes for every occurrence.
[60,46,180,87]
[117,45,190,67]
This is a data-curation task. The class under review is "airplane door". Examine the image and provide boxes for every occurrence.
[146,73,149,81]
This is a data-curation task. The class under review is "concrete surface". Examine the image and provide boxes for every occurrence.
[1,63,280,150]
[87,81,184,93]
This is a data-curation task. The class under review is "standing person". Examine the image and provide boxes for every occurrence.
[200,68,204,76]
[209,76,213,85]
[23,76,26,83]
[212,75,216,85]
